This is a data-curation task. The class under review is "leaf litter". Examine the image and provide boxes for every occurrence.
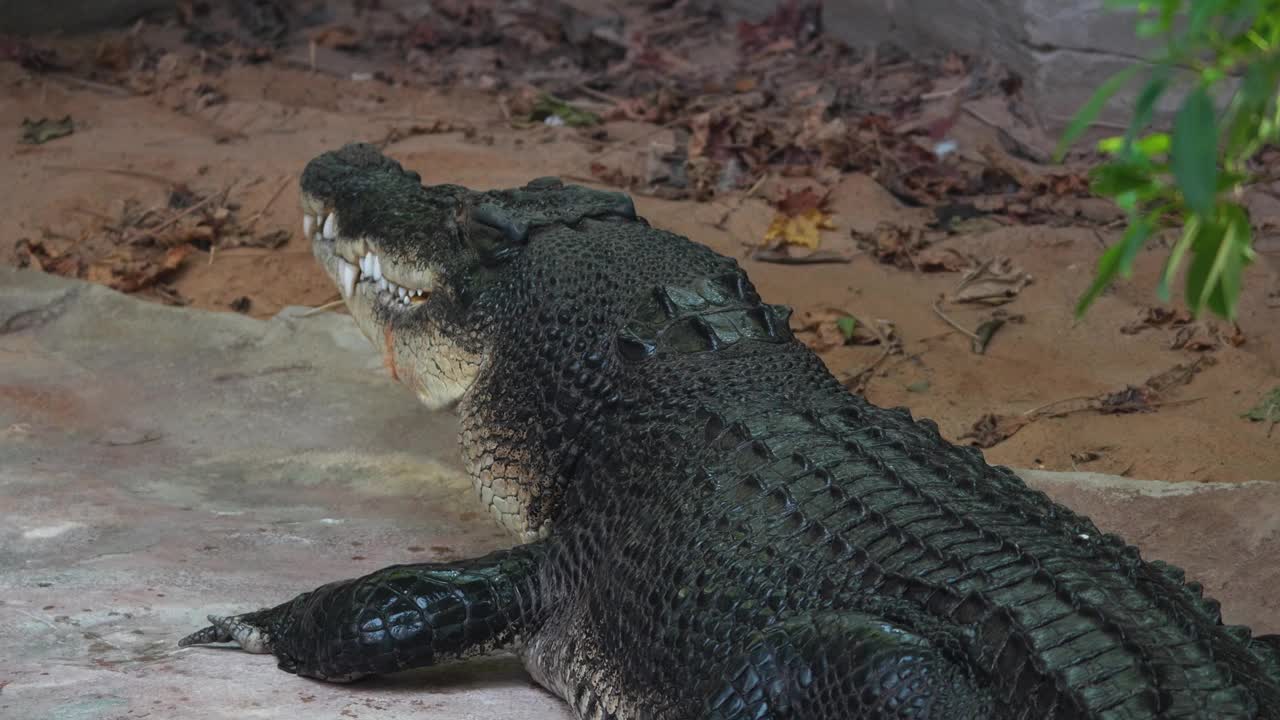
[962,356,1218,448]
[13,180,290,305]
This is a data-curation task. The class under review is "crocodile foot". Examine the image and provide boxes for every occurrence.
[180,611,278,654]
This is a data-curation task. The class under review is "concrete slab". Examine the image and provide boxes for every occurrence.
[1,268,1276,719]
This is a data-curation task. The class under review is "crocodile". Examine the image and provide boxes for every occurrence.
[180,143,1280,719]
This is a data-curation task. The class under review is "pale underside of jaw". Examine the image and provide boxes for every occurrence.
[302,206,432,308]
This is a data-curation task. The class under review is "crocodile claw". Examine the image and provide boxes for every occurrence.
[179,612,275,654]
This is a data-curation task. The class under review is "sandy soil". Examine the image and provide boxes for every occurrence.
[3,16,1278,484]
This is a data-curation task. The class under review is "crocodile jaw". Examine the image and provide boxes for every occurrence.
[301,192,479,411]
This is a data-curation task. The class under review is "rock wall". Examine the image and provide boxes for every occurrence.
[724,0,1169,131]
[0,0,174,34]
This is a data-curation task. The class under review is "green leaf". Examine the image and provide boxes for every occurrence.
[1056,65,1142,160]
[1188,204,1254,318]
[1076,216,1154,316]
[1136,132,1172,155]
[1091,160,1155,197]
[1170,87,1219,215]
[20,116,74,145]
[1125,66,1172,150]
[1159,215,1200,301]
[1183,214,1226,315]
[836,315,858,342]
[1098,136,1125,154]
[1241,387,1280,425]
[527,94,600,128]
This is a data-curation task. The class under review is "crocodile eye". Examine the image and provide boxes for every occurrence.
[467,221,511,264]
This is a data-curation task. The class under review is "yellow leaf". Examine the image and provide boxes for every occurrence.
[763,208,835,249]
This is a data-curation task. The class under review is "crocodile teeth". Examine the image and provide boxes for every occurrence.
[337,257,359,297]
[323,212,338,240]
[303,214,315,237]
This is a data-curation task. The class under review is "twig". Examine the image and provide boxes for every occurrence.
[121,194,217,244]
[45,164,183,187]
[920,83,966,101]
[298,297,346,317]
[244,177,292,230]
[931,299,982,343]
[560,174,608,186]
[575,84,623,105]
[48,73,132,97]
[1022,395,1095,417]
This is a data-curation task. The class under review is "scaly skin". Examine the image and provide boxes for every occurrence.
[181,144,1280,719]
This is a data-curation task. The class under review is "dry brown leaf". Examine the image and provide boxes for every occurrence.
[1120,306,1193,335]
[853,223,929,270]
[14,238,82,277]
[774,187,827,215]
[962,413,1033,448]
[793,309,880,353]
[310,25,363,50]
[950,256,1032,305]
[914,246,968,272]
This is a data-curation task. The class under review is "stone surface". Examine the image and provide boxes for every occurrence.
[1,268,1276,719]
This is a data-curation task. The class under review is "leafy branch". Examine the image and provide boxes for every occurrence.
[1058,0,1280,319]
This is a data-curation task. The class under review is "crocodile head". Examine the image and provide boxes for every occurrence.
[300,143,482,410]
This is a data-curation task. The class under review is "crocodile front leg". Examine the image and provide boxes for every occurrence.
[179,541,549,681]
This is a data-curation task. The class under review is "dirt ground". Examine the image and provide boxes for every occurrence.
[3,1,1278,483]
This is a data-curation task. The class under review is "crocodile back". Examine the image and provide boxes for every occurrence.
[457,208,1280,719]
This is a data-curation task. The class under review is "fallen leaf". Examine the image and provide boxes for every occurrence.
[962,356,1213,448]
[1142,355,1216,395]
[763,209,833,249]
[528,94,599,128]
[836,316,857,342]
[1121,306,1192,335]
[1241,387,1280,436]
[793,309,880,352]
[95,36,135,71]
[1096,385,1158,414]
[737,0,821,50]
[14,238,82,277]
[87,244,194,293]
[853,223,928,269]
[914,246,968,272]
[220,229,290,250]
[310,25,363,50]
[762,188,834,249]
[1171,324,1220,352]
[950,256,1032,305]
[1070,449,1104,464]
[962,413,1033,448]
[21,116,74,145]
[774,187,828,215]
[972,311,1023,354]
